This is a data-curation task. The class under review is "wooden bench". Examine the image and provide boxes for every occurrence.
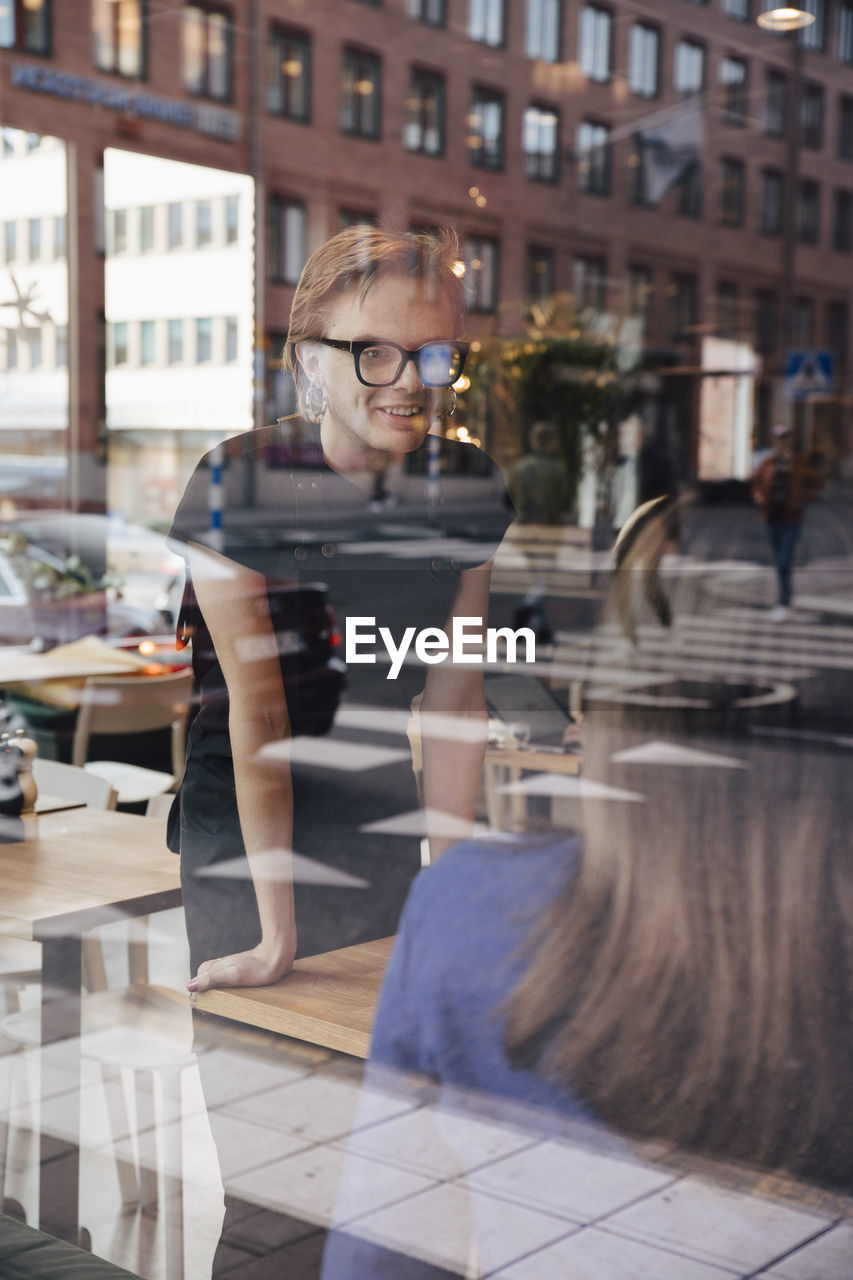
[195,937,394,1058]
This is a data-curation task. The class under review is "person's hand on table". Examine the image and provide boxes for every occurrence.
[188,935,297,997]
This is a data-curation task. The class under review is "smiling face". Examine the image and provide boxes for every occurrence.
[297,272,457,469]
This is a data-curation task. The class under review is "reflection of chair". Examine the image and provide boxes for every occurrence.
[72,671,193,806]
[32,758,118,812]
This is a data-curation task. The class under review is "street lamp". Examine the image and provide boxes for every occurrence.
[755,5,813,430]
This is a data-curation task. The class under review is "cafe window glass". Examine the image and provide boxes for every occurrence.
[579,5,611,82]
[526,0,559,61]
[93,0,146,78]
[577,120,611,195]
[408,0,446,26]
[468,87,504,170]
[720,56,748,127]
[183,4,233,101]
[464,236,500,311]
[406,68,446,156]
[340,48,382,139]
[469,0,505,47]
[267,26,311,122]
[524,105,559,182]
[719,158,745,226]
[764,70,787,136]
[675,40,704,95]
[268,196,307,285]
[629,24,659,97]
[760,169,784,235]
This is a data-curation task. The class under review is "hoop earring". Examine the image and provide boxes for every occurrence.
[305,381,327,425]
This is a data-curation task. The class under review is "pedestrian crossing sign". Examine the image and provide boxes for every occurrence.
[785,350,834,400]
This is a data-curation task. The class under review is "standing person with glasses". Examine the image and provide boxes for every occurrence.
[167,225,512,997]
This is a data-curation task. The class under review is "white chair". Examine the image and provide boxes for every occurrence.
[32,757,118,812]
[72,670,193,806]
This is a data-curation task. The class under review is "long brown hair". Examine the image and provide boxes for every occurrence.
[504,498,853,1188]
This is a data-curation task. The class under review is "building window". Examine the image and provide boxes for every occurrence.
[468,88,504,170]
[716,282,740,338]
[573,256,606,312]
[668,272,698,341]
[341,48,382,139]
[267,26,310,122]
[56,324,67,368]
[464,236,500,311]
[800,0,824,50]
[797,179,821,244]
[469,0,505,46]
[842,96,853,159]
[140,205,155,253]
[677,163,703,218]
[793,296,814,346]
[628,264,653,330]
[93,0,146,78]
[760,169,784,235]
[183,4,233,101]
[28,328,42,370]
[719,158,746,226]
[723,0,749,18]
[112,209,128,254]
[754,289,777,354]
[3,221,16,264]
[138,320,155,366]
[53,215,66,260]
[524,105,559,182]
[196,317,213,363]
[112,323,129,368]
[406,68,445,156]
[28,218,41,262]
[629,24,659,97]
[526,0,559,61]
[840,5,853,63]
[225,316,239,363]
[577,120,611,195]
[6,332,18,370]
[675,41,704,95]
[720,56,748,127]
[268,197,307,285]
[408,0,446,27]
[168,319,184,364]
[579,6,611,82]
[799,83,824,149]
[628,135,651,205]
[340,209,379,229]
[168,203,183,250]
[827,300,848,367]
[195,200,213,248]
[834,188,853,251]
[764,70,787,137]
[0,0,51,53]
[526,246,555,306]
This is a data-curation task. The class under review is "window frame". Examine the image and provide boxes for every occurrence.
[760,168,784,236]
[267,195,308,286]
[340,47,383,140]
[463,235,500,313]
[469,0,505,48]
[799,82,824,150]
[579,5,612,84]
[720,55,749,128]
[577,119,611,196]
[182,3,234,103]
[628,23,660,98]
[526,244,556,308]
[674,40,705,96]
[573,254,607,312]
[526,0,560,62]
[468,86,506,171]
[0,0,52,55]
[797,178,821,245]
[833,188,853,252]
[524,103,561,184]
[764,69,787,137]
[719,157,746,227]
[408,0,447,28]
[92,0,147,79]
[405,66,446,157]
[267,24,311,123]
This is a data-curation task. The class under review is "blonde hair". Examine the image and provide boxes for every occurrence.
[282,225,464,409]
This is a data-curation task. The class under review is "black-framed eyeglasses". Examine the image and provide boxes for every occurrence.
[317,337,469,387]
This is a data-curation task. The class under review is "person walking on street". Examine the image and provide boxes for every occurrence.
[752,424,821,622]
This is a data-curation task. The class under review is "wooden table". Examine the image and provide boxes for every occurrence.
[0,808,182,1240]
[484,746,582,831]
[196,937,394,1059]
[33,794,87,815]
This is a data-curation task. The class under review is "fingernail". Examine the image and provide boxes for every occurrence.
[187,980,198,992]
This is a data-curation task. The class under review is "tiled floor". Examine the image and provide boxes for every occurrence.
[2,908,853,1280]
